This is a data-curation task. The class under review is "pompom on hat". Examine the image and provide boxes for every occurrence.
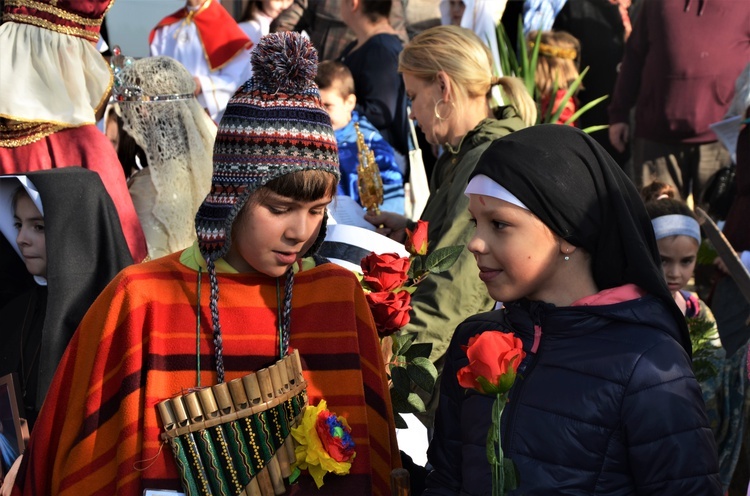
[195,31,340,263]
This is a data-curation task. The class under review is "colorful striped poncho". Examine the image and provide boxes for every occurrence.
[13,245,400,495]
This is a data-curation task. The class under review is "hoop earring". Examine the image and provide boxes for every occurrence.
[433,100,454,121]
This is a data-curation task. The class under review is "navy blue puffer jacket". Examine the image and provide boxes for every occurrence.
[424,294,721,495]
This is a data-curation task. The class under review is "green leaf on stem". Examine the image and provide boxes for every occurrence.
[391,365,410,393]
[503,458,519,490]
[390,387,426,413]
[407,255,423,279]
[425,245,464,274]
[393,411,408,429]
[391,332,416,356]
[403,342,432,360]
[407,357,438,393]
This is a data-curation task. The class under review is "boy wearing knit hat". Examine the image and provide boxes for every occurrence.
[11,32,399,496]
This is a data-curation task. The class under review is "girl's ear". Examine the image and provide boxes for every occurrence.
[559,239,577,257]
[436,71,452,102]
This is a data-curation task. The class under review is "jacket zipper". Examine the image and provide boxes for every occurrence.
[503,307,544,453]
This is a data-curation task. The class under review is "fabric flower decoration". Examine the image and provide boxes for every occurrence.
[291,400,356,488]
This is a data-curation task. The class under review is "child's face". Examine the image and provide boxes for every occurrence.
[656,235,698,296]
[261,0,292,19]
[225,190,333,276]
[467,194,564,303]
[449,0,466,25]
[14,194,47,278]
[319,86,355,131]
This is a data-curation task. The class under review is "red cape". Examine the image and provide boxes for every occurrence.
[150,0,252,71]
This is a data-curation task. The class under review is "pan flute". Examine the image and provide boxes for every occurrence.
[157,350,308,496]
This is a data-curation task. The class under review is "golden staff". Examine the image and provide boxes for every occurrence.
[355,122,384,215]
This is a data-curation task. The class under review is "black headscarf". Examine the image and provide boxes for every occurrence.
[0,168,134,419]
[471,125,690,352]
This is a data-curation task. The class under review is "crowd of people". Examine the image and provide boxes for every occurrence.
[0,0,749,495]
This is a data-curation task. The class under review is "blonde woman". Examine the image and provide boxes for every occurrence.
[366,25,535,426]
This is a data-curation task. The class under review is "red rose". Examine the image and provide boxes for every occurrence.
[366,290,412,337]
[405,220,429,256]
[360,252,410,292]
[457,331,526,395]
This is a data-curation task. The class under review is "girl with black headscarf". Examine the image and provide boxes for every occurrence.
[424,125,721,495]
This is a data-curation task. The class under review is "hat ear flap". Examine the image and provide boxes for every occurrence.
[303,210,329,258]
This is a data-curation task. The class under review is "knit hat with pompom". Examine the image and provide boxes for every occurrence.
[195,31,340,262]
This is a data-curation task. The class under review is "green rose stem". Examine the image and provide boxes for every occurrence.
[487,394,508,496]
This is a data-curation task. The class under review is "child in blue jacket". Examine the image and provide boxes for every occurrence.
[316,60,405,214]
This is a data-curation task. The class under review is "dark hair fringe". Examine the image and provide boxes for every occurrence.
[254,169,338,204]
[645,198,697,220]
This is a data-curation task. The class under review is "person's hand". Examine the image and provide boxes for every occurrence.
[364,211,409,243]
[193,76,202,96]
[0,456,22,496]
[609,122,629,153]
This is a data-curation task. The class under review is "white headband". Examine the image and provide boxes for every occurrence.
[651,214,701,243]
[465,174,529,210]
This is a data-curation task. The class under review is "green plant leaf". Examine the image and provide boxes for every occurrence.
[391,365,411,392]
[542,77,559,123]
[581,124,610,134]
[391,332,416,356]
[407,255,423,279]
[393,411,408,429]
[403,342,432,360]
[526,28,543,99]
[390,387,426,414]
[425,245,464,274]
[503,457,520,490]
[549,66,589,124]
[407,357,438,393]
[563,94,609,126]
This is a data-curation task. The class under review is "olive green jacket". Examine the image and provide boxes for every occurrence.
[407,106,526,420]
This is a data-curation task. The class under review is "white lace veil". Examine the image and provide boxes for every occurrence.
[117,56,216,257]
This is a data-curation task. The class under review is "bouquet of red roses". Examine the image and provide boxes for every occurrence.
[359,220,463,425]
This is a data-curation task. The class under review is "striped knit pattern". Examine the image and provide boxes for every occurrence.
[14,253,399,495]
[195,32,340,262]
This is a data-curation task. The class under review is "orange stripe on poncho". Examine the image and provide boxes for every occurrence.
[13,250,399,495]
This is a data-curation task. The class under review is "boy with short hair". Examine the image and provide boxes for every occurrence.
[316,60,405,214]
[12,32,399,496]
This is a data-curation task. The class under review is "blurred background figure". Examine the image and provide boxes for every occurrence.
[440,0,507,79]
[271,0,407,61]
[339,0,410,172]
[114,56,216,260]
[607,0,749,200]
[554,0,634,168]
[0,168,133,431]
[0,0,147,262]
[529,29,581,125]
[316,60,405,213]
[239,0,293,45]
[149,0,252,124]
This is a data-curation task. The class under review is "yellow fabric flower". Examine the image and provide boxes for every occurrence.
[291,399,356,488]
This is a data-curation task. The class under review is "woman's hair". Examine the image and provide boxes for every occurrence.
[641,181,676,203]
[528,30,581,96]
[399,25,536,126]
[241,0,262,21]
[360,0,392,22]
[645,198,697,221]
[250,170,338,206]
